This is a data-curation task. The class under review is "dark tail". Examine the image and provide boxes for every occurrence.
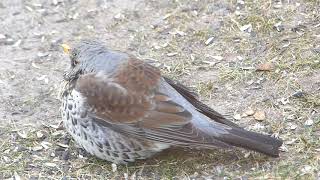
[214,126,283,157]
[164,76,282,156]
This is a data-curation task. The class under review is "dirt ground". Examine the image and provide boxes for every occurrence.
[0,0,319,179]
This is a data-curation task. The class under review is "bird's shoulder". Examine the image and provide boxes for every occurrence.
[111,57,161,94]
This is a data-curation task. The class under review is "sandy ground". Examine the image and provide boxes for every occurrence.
[0,0,319,179]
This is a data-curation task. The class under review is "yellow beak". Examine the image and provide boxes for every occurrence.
[61,44,71,54]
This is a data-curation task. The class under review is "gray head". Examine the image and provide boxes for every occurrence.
[62,40,129,81]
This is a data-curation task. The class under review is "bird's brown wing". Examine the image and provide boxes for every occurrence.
[75,58,229,146]
[76,58,191,128]
[163,77,240,128]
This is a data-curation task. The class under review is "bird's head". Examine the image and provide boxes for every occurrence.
[61,43,80,68]
[61,40,108,81]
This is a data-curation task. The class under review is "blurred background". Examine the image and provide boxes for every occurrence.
[0,0,319,179]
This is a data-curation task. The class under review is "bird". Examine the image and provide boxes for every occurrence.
[60,40,282,164]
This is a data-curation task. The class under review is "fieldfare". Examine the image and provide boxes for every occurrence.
[60,40,282,164]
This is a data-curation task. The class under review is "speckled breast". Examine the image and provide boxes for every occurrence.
[60,88,165,164]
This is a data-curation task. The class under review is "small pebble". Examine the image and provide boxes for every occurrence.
[52,0,59,6]
[0,34,6,39]
[36,131,44,138]
[112,163,117,172]
[304,119,314,126]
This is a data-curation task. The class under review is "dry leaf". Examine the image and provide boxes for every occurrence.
[256,62,274,71]
[253,110,266,121]
[244,108,255,116]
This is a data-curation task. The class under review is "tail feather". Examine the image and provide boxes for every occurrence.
[216,127,282,157]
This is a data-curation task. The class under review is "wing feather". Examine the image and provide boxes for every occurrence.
[163,77,240,128]
[75,58,232,148]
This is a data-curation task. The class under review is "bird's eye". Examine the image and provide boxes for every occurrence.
[71,52,79,66]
